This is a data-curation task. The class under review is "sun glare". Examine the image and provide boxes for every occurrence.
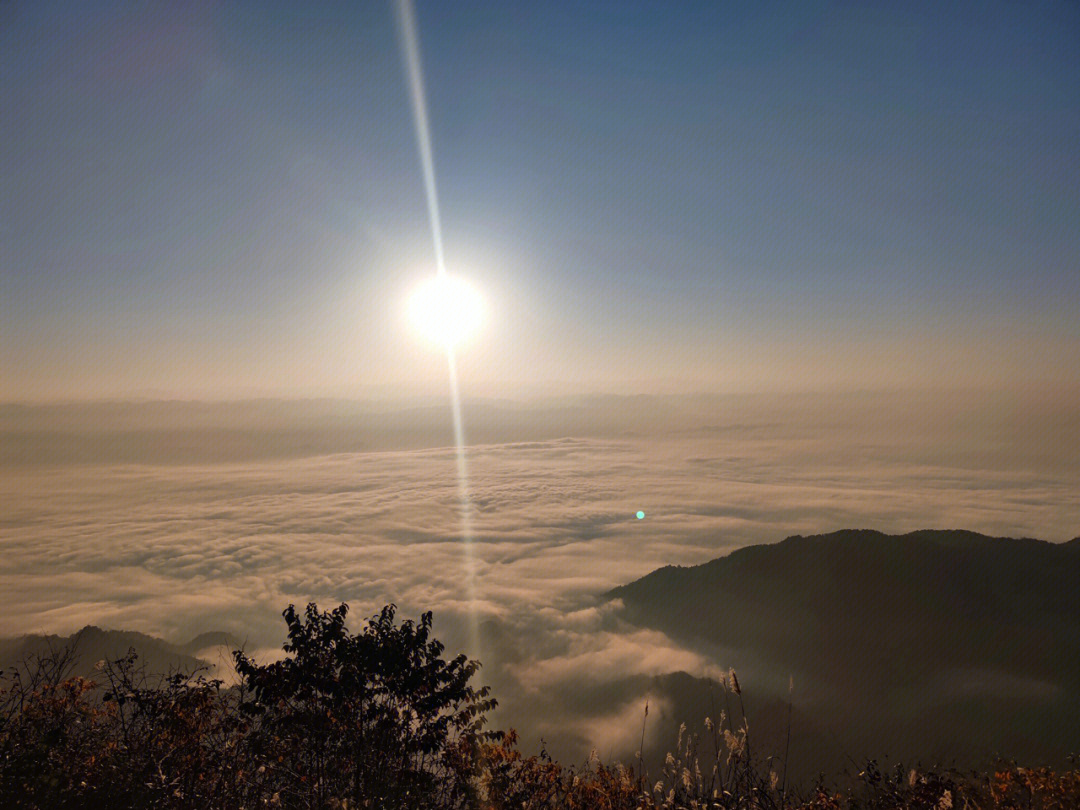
[408,274,485,350]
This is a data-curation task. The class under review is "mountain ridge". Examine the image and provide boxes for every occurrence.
[605,527,1080,772]
[0,625,240,681]
[610,528,1076,582]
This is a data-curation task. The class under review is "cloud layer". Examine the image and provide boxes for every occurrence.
[2,392,1077,759]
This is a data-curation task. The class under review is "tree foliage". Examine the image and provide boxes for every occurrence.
[233,602,497,808]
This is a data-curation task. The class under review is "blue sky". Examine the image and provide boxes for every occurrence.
[2,0,1078,398]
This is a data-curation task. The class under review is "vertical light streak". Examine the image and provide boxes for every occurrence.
[394,0,447,277]
[394,0,479,658]
[446,349,479,656]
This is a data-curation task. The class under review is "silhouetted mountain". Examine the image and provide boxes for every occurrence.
[0,626,230,681]
[607,529,1080,774]
[180,630,242,657]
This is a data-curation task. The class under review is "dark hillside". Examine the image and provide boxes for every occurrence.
[607,529,1080,771]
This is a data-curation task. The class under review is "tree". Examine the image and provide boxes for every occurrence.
[234,602,497,810]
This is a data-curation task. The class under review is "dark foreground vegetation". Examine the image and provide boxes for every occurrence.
[2,603,1076,810]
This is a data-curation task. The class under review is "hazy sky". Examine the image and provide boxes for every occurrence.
[3,1,1078,399]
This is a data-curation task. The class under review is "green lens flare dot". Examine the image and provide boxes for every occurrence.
[636,511,645,520]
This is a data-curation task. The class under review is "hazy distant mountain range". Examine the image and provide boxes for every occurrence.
[607,529,1080,775]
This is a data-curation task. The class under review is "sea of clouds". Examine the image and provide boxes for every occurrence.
[2,390,1077,758]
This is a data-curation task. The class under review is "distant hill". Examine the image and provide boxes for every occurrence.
[0,626,240,682]
[607,529,1080,774]
[180,630,243,658]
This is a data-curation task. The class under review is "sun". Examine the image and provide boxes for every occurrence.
[407,274,485,350]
